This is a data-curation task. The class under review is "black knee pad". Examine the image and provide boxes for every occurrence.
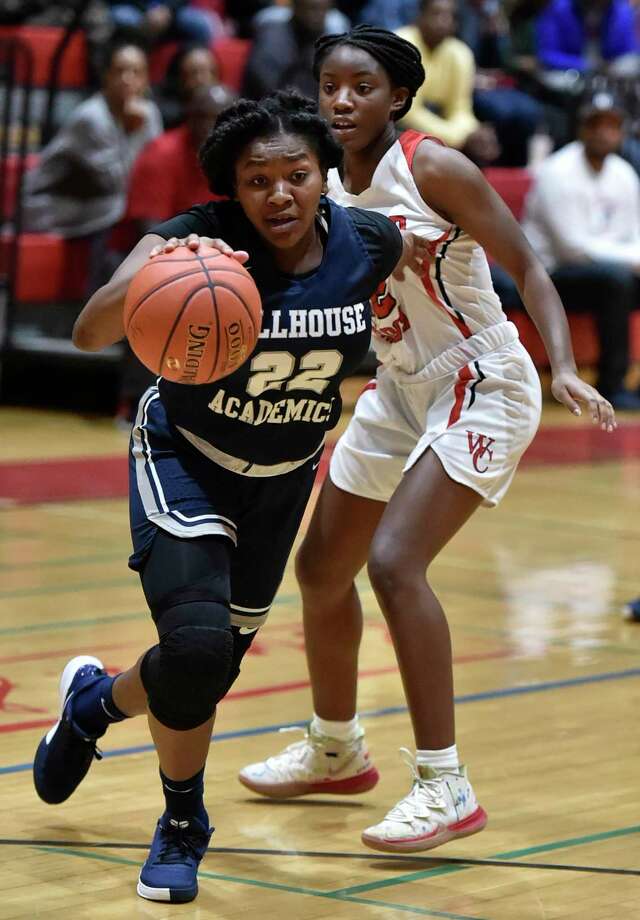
[219,624,261,698]
[141,594,234,730]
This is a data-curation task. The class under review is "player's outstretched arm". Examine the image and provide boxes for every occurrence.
[73,235,248,352]
[411,142,616,432]
[73,234,168,352]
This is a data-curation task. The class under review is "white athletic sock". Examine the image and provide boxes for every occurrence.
[310,713,361,742]
[416,744,460,772]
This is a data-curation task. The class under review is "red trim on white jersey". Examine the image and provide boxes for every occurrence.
[398,130,445,170]
[447,364,474,427]
[398,132,473,341]
[413,229,472,340]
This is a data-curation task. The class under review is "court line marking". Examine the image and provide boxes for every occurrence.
[0,650,510,736]
[0,595,301,634]
[0,611,148,637]
[0,552,123,572]
[1,838,638,878]
[0,578,144,599]
[453,621,640,658]
[2,666,639,775]
[30,846,485,920]
[330,824,640,895]
[2,584,636,663]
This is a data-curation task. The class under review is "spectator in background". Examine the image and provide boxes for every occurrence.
[536,0,640,86]
[156,42,220,128]
[502,94,640,409]
[22,41,162,292]
[509,0,547,81]
[127,84,234,233]
[356,0,418,30]
[397,0,500,165]
[254,0,349,33]
[108,0,222,45]
[242,0,339,98]
[119,83,235,421]
[458,0,542,166]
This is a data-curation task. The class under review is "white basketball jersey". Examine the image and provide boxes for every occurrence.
[327,130,508,374]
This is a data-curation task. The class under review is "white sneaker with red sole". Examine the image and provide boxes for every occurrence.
[238,725,379,798]
[362,749,487,853]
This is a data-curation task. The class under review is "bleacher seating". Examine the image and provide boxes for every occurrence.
[11,235,89,302]
[483,167,532,220]
[212,37,251,91]
[484,167,640,367]
[149,40,180,86]
[0,25,88,89]
[149,36,251,91]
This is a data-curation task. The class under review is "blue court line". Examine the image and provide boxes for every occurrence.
[2,666,638,776]
[32,846,487,920]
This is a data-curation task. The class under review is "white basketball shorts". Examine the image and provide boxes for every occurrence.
[331,336,542,508]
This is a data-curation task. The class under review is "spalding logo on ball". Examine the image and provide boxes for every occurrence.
[123,246,262,385]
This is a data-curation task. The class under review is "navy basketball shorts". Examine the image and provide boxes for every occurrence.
[129,387,320,633]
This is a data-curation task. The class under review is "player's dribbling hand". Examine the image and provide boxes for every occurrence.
[393,231,431,281]
[149,234,249,264]
[551,371,616,432]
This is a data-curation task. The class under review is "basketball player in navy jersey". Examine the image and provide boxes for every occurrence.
[32,91,422,903]
[240,28,617,854]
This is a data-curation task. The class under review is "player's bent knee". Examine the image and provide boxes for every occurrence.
[141,623,234,730]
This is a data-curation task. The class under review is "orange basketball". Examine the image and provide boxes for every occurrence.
[123,246,262,385]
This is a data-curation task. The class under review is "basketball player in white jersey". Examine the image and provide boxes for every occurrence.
[239,26,616,853]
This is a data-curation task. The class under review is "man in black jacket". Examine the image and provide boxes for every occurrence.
[242,0,335,99]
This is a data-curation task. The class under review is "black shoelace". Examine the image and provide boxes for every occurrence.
[156,825,203,865]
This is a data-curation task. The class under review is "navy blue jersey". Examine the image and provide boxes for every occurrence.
[150,196,402,467]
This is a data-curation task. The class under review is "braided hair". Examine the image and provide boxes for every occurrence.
[199,90,343,198]
[313,25,426,121]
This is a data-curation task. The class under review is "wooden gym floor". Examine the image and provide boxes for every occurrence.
[0,387,639,919]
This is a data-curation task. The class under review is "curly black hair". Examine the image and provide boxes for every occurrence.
[313,25,426,121]
[199,90,343,198]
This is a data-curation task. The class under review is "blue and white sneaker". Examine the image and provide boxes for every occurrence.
[623,598,640,622]
[33,655,106,804]
[137,813,213,903]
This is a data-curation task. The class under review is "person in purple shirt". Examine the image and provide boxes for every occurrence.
[536,0,639,75]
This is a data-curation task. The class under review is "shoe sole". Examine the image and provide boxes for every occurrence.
[238,765,380,799]
[361,806,488,853]
[137,877,197,903]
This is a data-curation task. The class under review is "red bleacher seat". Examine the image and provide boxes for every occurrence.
[150,37,251,91]
[510,306,640,366]
[149,40,180,85]
[191,0,226,14]
[0,234,89,302]
[0,26,88,89]
[212,37,251,91]
[483,167,533,221]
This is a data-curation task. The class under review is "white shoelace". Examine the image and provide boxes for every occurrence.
[384,749,450,824]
